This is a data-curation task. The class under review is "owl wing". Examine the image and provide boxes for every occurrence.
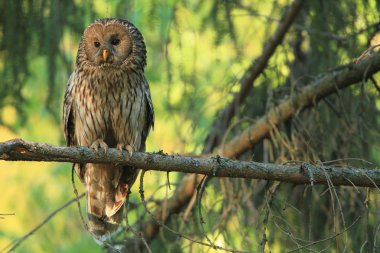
[141,78,154,151]
[63,73,85,182]
[63,73,77,147]
[144,78,154,129]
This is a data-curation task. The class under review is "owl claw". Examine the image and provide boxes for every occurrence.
[116,144,123,155]
[126,145,133,156]
[90,139,108,153]
[116,143,133,156]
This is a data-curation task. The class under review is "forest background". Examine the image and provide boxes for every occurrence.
[0,0,380,252]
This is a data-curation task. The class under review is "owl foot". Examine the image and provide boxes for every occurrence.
[116,143,134,156]
[90,139,108,153]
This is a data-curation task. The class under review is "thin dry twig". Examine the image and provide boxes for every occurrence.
[272,216,310,248]
[179,192,197,231]
[139,170,246,253]
[121,194,152,253]
[260,182,281,253]
[322,158,374,166]
[71,166,88,231]
[355,44,380,64]
[196,175,217,248]
[287,216,361,253]
[321,166,347,252]
[373,221,380,252]
[0,214,15,220]
[369,75,380,93]
[362,172,380,192]
[342,176,361,193]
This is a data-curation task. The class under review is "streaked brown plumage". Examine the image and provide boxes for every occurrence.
[63,18,154,237]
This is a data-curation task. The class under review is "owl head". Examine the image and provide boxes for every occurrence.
[78,18,147,69]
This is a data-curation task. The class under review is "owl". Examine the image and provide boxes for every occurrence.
[63,18,154,238]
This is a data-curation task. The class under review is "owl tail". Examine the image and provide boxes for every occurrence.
[84,164,135,237]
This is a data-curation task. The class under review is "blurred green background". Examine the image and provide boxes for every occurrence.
[1,0,380,252]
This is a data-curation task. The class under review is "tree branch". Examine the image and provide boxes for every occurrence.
[218,52,380,158]
[204,0,305,152]
[0,139,379,188]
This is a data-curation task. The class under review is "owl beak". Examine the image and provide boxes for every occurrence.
[102,49,108,62]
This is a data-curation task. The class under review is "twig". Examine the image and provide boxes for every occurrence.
[322,158,374,166]
[272,216,308,250]
[260,182,280,252]
[361,172,380,192]
[179,192,197,232]
[355,44,380,64]
[373,221,380,252]
[342,176,360,193]
[71,165,88,231]
[0,193,85,253]
[121,194,152,253]
[166,171,171,190]
[321,166,346,252]
[196,175,216,248]
[287,216,361,252]
[139,170,245,253]
[0,214,15,220]
[369,75,380,93]
[360,240,368,253]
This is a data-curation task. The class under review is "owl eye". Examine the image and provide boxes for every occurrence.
[94,42,101,48]
[111,38,120,46]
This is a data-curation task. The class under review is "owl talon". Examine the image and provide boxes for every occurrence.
[126,145,133,156]
[116,144,123,154]
[116,143,133,156]
[90,139,108,153]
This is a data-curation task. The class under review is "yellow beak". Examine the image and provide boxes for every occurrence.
[103,49,108,62]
